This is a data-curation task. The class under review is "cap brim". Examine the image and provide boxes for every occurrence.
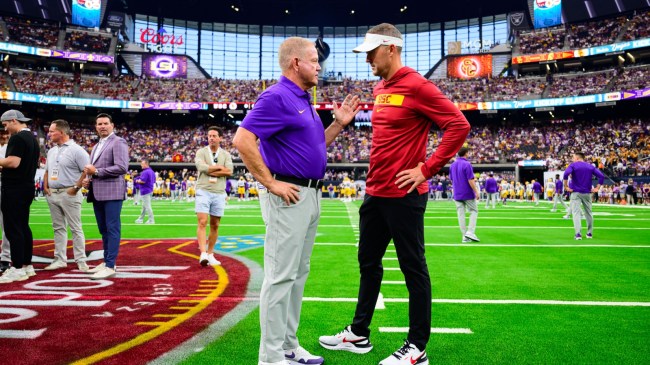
[17,117,32,122]
[352,41,380,53]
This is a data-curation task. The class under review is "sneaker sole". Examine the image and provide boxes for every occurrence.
[465,236,480,242]
[90,273,116,280]
[319,341,373,354]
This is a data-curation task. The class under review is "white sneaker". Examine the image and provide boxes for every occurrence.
[206,253,221,266]
[319,325,373,354]
[24,265,36,277]
[44,260,68,270]
[90,267,116,280]
[135,218,143,224]
[285,346,323,364]
[379,340,428,365]
[87,262,106,273]
[0,267,29,283]
[464,233,480,242]
[145,220,155,224]
[77,261,90,272]
[199,252,209,267]
[258,361,290,365]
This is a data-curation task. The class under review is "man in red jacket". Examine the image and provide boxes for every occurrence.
[319,23,470,365]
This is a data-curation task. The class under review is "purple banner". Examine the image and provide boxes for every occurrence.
[48,50,114,63]
[127,101,206,110]
[621,88,650,100]
[142,54,188,79]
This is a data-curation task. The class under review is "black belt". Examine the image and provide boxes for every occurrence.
[273,174,323,189]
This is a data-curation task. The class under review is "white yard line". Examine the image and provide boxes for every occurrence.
[302,297,650,307]
[314,242,650,248]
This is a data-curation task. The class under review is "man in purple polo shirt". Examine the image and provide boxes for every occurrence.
[532,179,543,206]
[449,148,480,243]
[484,173,498,209]
[233,37,361,365]
[563,152,605,240]
[551,173,569,213]
[134,159,155,224]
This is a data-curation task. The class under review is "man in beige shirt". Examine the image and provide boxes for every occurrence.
[194,126,233,267]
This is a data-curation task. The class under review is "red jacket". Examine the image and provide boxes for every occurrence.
[366,67,470,197]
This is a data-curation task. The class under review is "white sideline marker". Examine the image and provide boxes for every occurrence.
[379,327,473,334]
[376,292,386,310]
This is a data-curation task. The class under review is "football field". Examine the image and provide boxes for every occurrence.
[29,197,650,364]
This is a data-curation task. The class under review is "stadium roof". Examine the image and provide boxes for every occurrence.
[118,0,528,26]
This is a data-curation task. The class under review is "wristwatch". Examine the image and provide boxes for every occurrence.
[73,185,81,191]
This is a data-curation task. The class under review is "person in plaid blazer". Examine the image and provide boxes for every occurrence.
[83,113,129,280]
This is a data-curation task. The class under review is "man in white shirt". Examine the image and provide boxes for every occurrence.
[43,120,90,272]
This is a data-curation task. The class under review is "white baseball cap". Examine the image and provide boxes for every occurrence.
[352,33,404,53]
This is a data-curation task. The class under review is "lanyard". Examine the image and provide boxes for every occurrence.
[210,148,221,165]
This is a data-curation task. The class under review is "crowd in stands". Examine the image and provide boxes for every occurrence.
[3,16,59,48]
[79,75,137,100]
[64,30,112,54]
[622,9,650,40]
[433,78,488,103]
[518,9,650,55]
[567,16,626,49]
[611,65,650,91]
[487,77,546,101]
[38,117,649,179]
[12,70,75,96]
[546,71,613,98]
[518,27,567,55]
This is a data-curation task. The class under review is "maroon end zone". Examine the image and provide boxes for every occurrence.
[0,239,250,364]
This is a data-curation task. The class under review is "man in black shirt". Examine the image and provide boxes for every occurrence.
[0,109,40,283]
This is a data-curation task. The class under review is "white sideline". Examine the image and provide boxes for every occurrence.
[315,242,650,248]
[379,327,473,334]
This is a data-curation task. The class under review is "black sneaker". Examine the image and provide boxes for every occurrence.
[0,261,10,273]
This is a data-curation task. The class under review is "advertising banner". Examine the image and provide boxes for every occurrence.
[533,0,562,29]
[72,0,102,28]
[447,55,492,79]
[142,55,188,79]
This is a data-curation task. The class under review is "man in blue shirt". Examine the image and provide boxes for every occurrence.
[449,148,480,243]
[233,37,361,365]
[563,152,605,240]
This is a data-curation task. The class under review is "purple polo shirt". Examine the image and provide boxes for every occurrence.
[555,179,563,194]
[533,181,543,193]
[563,161,605,194]
[136,167,155,195]
[449,157,476,200]
[485,177,498,193]
[240,76,327,180]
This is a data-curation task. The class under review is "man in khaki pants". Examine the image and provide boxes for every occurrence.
[43,120,90,272]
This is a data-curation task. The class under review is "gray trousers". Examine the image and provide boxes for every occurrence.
[258,187,320,363]
[552,193,569,211]
[570,192,593,235]
[455,199,478,236]
[138,193,154,221]
[0,186,10,262]
[485,192,498,208]
[46,189,86,263]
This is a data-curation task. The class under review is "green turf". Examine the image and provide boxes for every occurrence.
[29,198,650,364]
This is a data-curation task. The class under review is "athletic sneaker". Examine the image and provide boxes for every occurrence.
[44,260,67,270]
[464,233,480,242]
[87,262,106,273]
[24,265,36,277]
[199,252,209,267]
[206,253,221,266]
[379,340,428,365]
[77,261,90,272]
[550,209,556,212]
[575,233,582,240]
[0,267,28,283]
[319,325,373,354]
[284,346,324,364]
[461,237,472,243]
[563,214,571,219]
[135,218,144,224]
[145,220,155,224]
[586,233,593,239]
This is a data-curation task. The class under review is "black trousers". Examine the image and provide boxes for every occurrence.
[351,191,431,350]
[1,186,34,268]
